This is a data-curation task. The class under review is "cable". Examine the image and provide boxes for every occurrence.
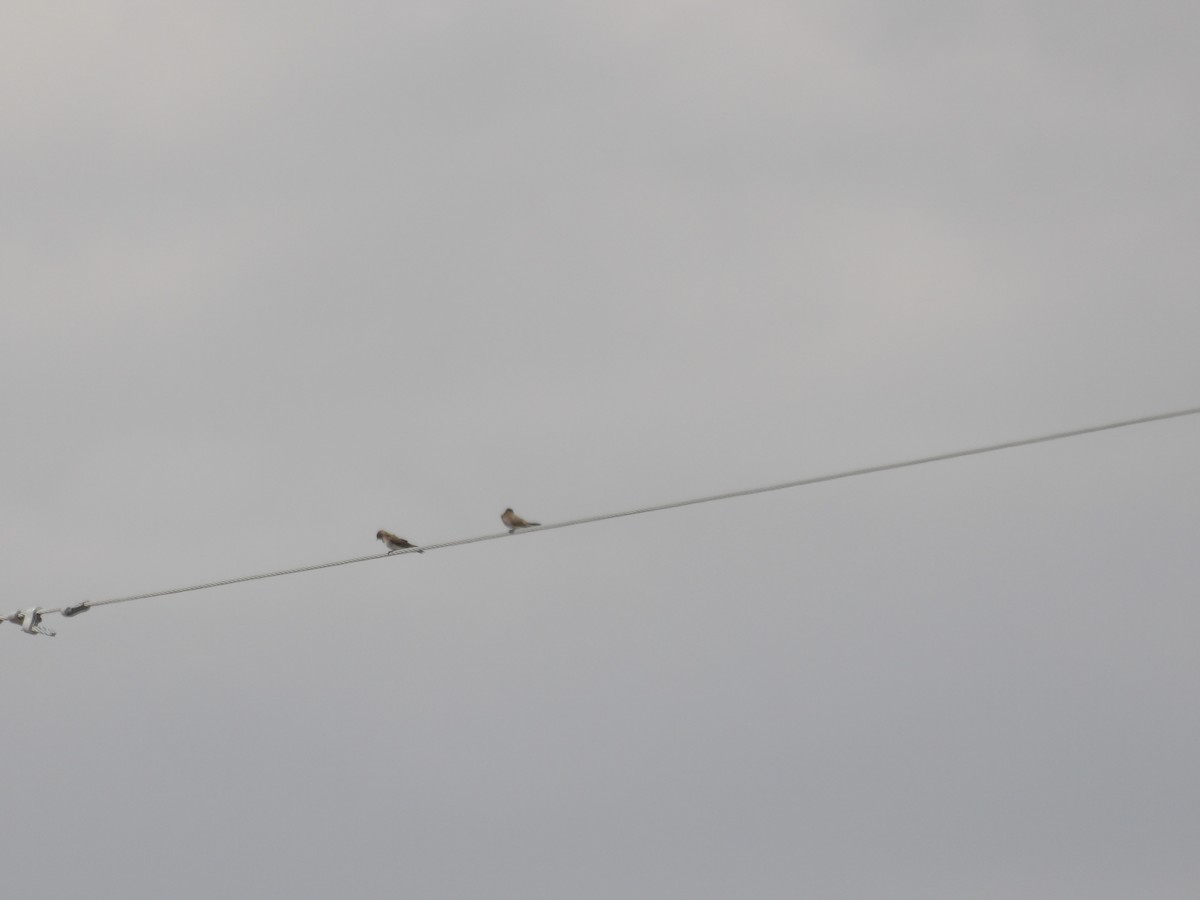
[13,403,1200,621]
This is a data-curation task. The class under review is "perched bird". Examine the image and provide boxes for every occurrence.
[377,530,423,554]
[501,508,540,533]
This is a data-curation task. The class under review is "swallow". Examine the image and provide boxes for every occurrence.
[377,530,423,553]
[501,508,540,533]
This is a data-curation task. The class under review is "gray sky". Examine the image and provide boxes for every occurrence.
[3,2,1198,897]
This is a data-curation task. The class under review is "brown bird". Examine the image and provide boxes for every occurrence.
[501,508,540,533]
[377,530,423,554]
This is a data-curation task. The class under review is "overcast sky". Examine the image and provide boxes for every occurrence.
[2,2,1198,897]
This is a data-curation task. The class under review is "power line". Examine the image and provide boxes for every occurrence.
[7,403,1200,629]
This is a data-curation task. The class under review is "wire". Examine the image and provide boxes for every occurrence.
[13,403,1200,621]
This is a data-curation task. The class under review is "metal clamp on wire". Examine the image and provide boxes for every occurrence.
[62,601,92,618]
[10,608,56,637]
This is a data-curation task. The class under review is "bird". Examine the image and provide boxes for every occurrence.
[377,530,423,553]
[501,508,540,533]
